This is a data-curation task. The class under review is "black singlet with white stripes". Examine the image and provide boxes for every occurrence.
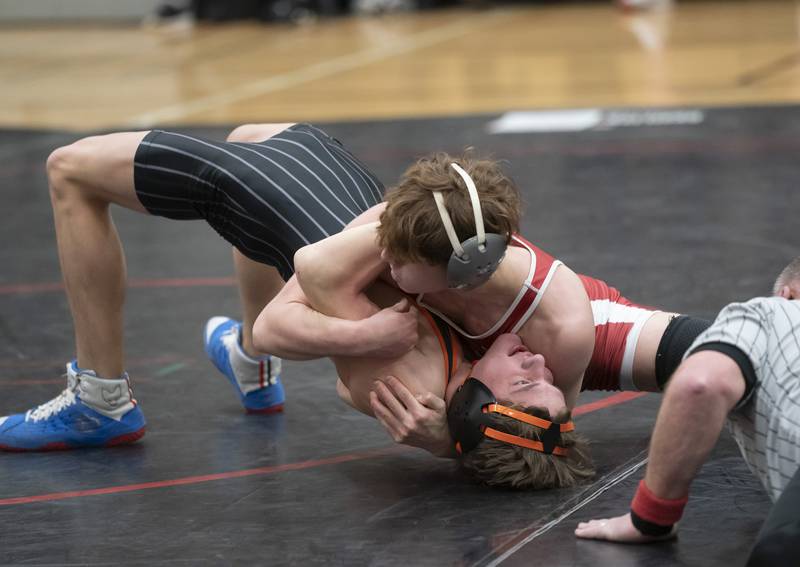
[133,123,384,280]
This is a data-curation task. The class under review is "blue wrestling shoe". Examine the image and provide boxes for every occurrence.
[0,361,146,452]
[204,317,285,414]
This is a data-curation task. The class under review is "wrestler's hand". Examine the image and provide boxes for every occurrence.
[370,376,455,458]
[357,298,419,358]
[574,513,677,543]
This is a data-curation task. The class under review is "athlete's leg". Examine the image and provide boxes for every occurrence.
[225,123,294,356]
[202,123,300,414]
[0,132,151,451]
[200,121,384,412]
[47,132,150,379]
[232,249,284,355]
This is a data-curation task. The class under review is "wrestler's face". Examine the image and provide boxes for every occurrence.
[471,334,567,417]
[380,249,449,294]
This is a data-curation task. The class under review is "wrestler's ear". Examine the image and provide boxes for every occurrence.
[777,284,800,300]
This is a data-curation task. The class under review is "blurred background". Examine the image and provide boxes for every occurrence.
[1,3,796,565]
[2,0,799,132]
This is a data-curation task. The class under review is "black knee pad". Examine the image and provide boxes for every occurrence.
[654,315,712,389]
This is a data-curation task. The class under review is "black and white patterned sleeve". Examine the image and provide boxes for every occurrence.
[684,299,771,407]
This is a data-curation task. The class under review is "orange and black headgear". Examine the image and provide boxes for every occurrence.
[447,378,574,456]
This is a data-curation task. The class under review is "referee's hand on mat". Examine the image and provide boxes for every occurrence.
[575,513,677,543]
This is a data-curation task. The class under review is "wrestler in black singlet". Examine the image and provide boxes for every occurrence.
[133,123,384,280]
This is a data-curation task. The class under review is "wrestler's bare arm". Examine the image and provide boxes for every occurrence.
[259,219,455,457]
[530,266,596,408]
[293,222,387,319]
[575,350,745,543]
[287,222,457,458]
[254,222,418,360]
[266,223,417,356]
[254,270,418,360]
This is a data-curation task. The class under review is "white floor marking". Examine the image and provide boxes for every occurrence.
[482,452,649,567]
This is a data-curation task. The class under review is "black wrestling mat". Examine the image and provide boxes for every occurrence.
[1,104,792,566]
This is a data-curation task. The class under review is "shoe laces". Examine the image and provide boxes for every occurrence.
[25,373,79,423]
[221,325,240,349]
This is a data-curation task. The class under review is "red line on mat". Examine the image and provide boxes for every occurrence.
[0,391,648,506]
[0,446,406,506]
[572,391,647,417]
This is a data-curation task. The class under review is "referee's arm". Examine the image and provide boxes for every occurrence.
[641,299,769,504]
[575,348,747,542]
[643,349,747,500]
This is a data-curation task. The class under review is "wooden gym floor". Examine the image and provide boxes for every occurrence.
[3,0,800,131]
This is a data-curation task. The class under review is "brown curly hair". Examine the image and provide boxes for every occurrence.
[377,152,522,265]
[458,404,595,490]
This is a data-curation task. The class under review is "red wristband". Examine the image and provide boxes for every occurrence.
[630,480,688,526]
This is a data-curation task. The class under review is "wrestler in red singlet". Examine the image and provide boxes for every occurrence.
[417,235,661,392]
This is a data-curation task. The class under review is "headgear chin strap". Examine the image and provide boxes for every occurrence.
[447,378,574,456]
[432,163,507,290]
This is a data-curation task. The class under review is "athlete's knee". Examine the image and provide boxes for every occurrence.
[226,123,293,143]
[49,133,133,208]
[47,142,82,203]
[46,136,102,202]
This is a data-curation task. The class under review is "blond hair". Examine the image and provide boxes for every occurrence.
[458,404,594,490]
[773,256,800,295]
[377,152,522,265]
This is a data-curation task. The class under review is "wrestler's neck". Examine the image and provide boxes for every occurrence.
[423,246,531,324]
